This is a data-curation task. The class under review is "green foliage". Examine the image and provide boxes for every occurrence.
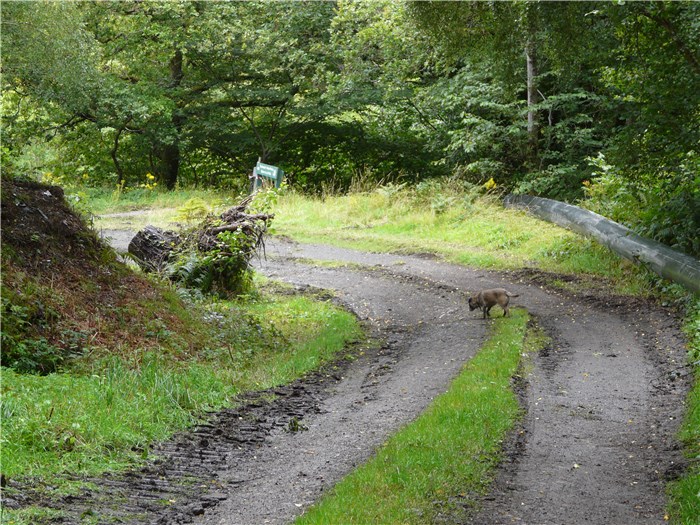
[0,292,71,375]
[667,298,700,524]
[408,1,619,198]
[635,160,700,258]
[601,2,700,175]
[1,2,100,113]
[1,336,64,376]
[583,153,700,258]
[167,234,254,298]
[4,0,698,255]
[174,198,211,224]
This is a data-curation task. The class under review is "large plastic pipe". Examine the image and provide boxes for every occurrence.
[504,194,700,295]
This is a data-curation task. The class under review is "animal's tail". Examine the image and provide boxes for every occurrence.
[506,291,520,297]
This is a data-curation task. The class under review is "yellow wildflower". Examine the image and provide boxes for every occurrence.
[483,177,497,191]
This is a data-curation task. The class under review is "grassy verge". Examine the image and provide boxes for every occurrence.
[667,302,700,524]
[272,187,654,296]
[1,290,363,487]
[296,309,541,524]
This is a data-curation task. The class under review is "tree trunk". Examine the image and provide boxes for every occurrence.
[158,49,185,190]
[525,2,540,168]
[127,226,181,273]
[526,42,539,160]
[111,126,125,183]
[158,137,181,191]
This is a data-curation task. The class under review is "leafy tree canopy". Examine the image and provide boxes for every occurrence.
[2,0,698,254]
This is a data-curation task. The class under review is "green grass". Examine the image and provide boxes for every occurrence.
[234,293,363,387]
[296,309,538,524]
[77,186,232,216]
[80,186,236,230]
[667,300,700,524]
[272,188,653,296]
[1,507,68,525]
[1,293,362,482]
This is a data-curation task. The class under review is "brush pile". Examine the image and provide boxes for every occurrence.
[128,196,273,296]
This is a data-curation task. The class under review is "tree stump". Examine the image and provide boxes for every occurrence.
[126,197,274,296]
[127,225,181,273]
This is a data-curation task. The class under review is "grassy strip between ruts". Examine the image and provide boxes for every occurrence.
[296,308,539,525]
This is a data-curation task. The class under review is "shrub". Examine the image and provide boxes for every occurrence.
[583,152,700,258]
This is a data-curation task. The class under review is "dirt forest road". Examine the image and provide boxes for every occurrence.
[201,239,688,525]
[96,232,689,525]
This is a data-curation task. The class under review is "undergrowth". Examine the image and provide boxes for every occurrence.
[77,186,230,216]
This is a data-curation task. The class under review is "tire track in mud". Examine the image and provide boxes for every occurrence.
[9,238,689,525]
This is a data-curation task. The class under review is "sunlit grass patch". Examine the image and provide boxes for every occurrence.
[232,293,364,387]
[84,187,239,231]
[0,506,68,525]
[1,357,237,479]
[296,309,538,524]
[272,188,652,293]
[80,187,232,216]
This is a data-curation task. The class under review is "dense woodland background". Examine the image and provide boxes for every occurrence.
[2,0,699,257]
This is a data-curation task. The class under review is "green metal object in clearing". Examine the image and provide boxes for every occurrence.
[252,160,284,191]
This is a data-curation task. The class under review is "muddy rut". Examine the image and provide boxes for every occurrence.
[13,236,689,524]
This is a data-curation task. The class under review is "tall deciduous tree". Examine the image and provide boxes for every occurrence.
[2,1,100,113]
[81,0,337,188]
[592,1,700,256]
[599,2,700,174]
[1,1,102,178]
[406,1,622,195]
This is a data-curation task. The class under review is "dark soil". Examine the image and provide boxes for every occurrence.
[4,231,691,524]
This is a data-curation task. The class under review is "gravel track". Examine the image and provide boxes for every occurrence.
[200,239,688,525]
[31,232,686,525]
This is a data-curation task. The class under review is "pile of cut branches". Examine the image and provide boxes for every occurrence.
[128,195,273,296]
[195,195,272,254]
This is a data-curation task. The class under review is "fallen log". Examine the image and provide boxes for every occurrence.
[127,225,181,273]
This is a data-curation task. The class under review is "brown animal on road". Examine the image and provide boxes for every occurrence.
[468,288,520,319]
